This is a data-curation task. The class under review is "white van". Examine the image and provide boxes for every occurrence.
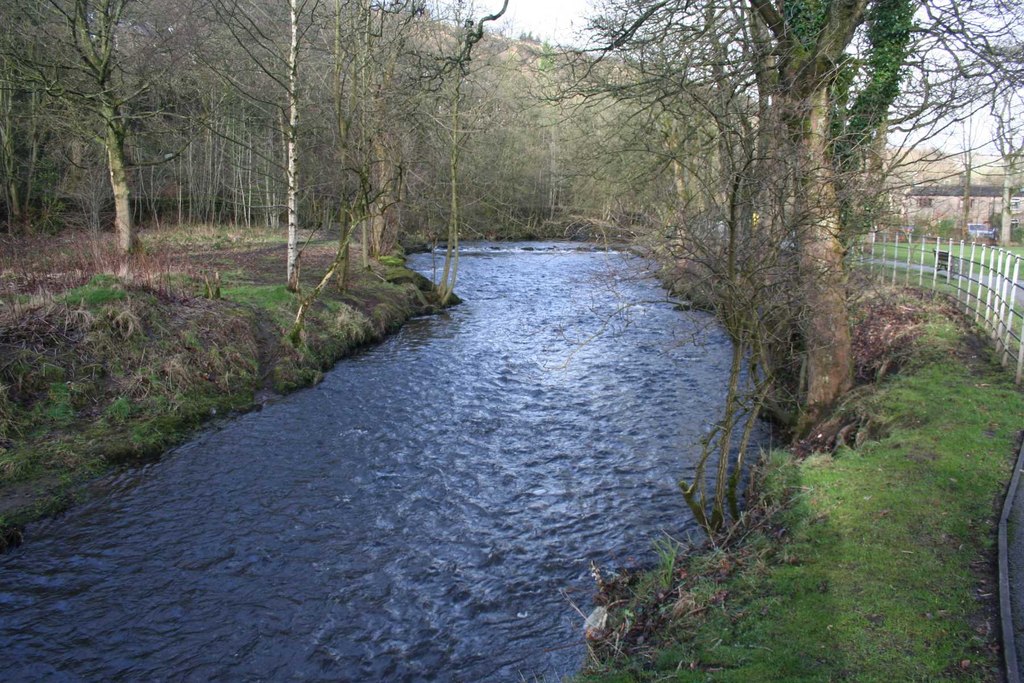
[967,223,996,240]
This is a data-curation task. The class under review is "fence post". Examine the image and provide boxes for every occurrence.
[947,238,954,285]
[870,231,876,275]
[1001,250,1012,350]
[978,245,988,324]
[992,247,999,345]
[932,236,940,289]
[919,234,926,287]
[1003,257,1020,367]
[892,233,899,285]
[967,242,977,317]
[905,235,913,286]
[995,248,1008,350]
[1017,313,1024,384]
[986,247,999,334]
[880,233,887,282]
[957,240,966,303]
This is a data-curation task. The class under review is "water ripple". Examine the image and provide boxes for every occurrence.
[0,242,762,681]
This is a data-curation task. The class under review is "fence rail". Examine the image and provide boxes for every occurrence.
[858,231,1024,384]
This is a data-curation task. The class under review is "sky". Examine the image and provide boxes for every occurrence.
[493,0,594,45]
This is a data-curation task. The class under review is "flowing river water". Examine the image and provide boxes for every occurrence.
[0,243,762,681]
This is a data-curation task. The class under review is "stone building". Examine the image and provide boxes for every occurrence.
[900,184,1022,231]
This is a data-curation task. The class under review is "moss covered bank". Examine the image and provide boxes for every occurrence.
[0,228,447,550]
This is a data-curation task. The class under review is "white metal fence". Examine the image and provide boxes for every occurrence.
[859,231,1024,384]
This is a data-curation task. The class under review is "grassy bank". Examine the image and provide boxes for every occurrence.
[583,288,1023,681]
[0,225,445,549]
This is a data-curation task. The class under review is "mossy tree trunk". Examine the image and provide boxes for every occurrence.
[103,105,137,255]
[793,88,854,422]
[748,0,875,421]
[290,207,358,345]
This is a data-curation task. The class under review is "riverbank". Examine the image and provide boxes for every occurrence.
[0,225,446,550]
[582,286,1024,681]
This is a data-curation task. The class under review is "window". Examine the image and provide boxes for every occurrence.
[1012,196,1022,212]
[916,197,933,208]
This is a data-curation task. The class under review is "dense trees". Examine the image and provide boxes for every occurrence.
[585,0,1021,408]
[581,0,919,426]
[208,0,317,289]
[3,0,195,253]
[0,1,573,253]
[0,1,667,264]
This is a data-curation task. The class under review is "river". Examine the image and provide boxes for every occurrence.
[0,243,756,681]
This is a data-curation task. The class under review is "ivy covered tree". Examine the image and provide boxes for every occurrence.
[587,0,1010,424]
[582,0,1021,530]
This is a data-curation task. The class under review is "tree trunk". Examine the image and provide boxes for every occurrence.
[0,71,20,226]
[290,215,356,345]
[796,88,853,422]
[438,77,461,305]
[22,92,41,224]
[548,129,558,220]
[104,111,136,255]
[962,150,972,240]
[368,137,397,258]
[286,0,301,292]
[1002,159,1014,246]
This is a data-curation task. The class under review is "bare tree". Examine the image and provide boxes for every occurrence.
[289,0,422,344]
[4,0,204,247]
[210,0,322,291]
[7,0,142,253]
[585,0,1005,426]
[993,92,1024,245]
[430,0,508,306]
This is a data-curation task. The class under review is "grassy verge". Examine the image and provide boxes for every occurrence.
[859,238,1024,295]
[582,288,1022,681]
[0,226,444,549]
[862,239,1020,266]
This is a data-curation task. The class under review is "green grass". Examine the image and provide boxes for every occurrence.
[378,254,405,267]
[221,284,295,310]
[104,396,133,423]
[60,274,127,307]
[583,307,1020,681]
[862,239,1024,269]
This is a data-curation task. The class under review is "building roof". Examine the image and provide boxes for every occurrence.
[907,184,1004,198]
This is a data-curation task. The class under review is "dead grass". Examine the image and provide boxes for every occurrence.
[0,232,193,307]
[0,383,12,441]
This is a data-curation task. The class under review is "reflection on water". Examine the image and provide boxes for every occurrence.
[0,243,759,681]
